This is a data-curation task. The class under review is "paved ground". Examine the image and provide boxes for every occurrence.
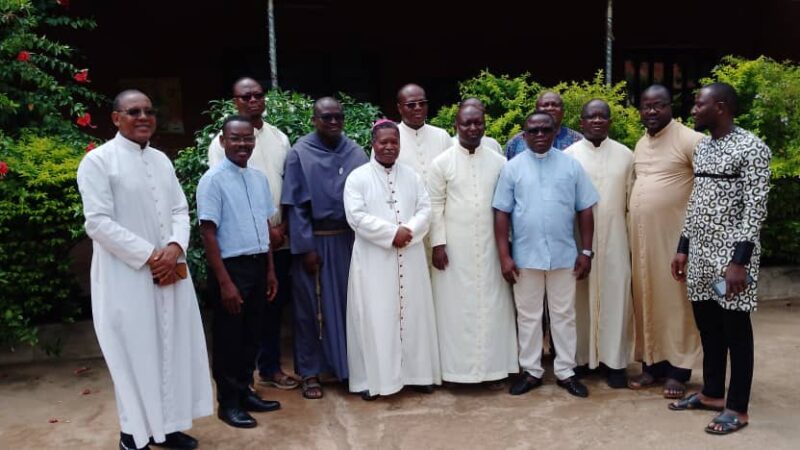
[1,302,798,450]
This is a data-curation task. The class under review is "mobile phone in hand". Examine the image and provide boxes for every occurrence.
[712,274,755,297]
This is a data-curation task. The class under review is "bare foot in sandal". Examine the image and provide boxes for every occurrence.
[301,377,324,399]
[663,378,686,399]
[627,372,656,390]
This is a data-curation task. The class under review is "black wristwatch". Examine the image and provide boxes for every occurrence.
[581,249,595,259]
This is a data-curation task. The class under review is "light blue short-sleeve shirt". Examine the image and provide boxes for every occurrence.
[492,148,598,270]
[197,157,276,259]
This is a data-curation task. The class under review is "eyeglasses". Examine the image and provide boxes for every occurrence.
[315,113,344,123]
[402,100,428,109]
[116,108,157,117]
[235,92,265,101]
[525,127,554,135]
[639,102,670,113]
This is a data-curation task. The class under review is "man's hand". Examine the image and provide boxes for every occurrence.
[266,269,279,302]
[269,227,285,249]
[220,280,244,314]
[149,243,182,281]
[303,251,321,275]
[431,245,449,270]
[157,272,178,286]
[393,226,413,248]
[671,253,688,282]
[725,263,748,300]
[500,255,519,284]
[573,254,591,280]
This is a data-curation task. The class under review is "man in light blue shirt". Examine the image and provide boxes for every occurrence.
[493,111,598,398]
[197,115,281,429]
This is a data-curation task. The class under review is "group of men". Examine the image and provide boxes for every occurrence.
[77,77,770,449]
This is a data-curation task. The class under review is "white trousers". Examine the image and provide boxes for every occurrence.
[513,268,577,380]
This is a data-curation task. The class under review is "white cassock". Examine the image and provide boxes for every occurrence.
[428,145,518,382]
[564,138,634,370]
[397,121,452,182]
[77,133,213,449]
[451,135,503,155]
[344,159,441,396]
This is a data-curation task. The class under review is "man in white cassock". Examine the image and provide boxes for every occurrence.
[77,90,212,450]
[344,120,441,400]
[564,99,634,388]
[428,105,518,387]
[395,83,452,182]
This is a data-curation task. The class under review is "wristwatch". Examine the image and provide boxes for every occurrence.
[581,249,595,259]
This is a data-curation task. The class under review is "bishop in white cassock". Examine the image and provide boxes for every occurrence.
[428,105,518,385]
[77,91,212,450]
[563,99,634,387]
[344,121,441,398]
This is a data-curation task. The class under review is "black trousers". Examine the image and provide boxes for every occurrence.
[209,253,267,409]
[253,248,292,378]
[692,300,754,413]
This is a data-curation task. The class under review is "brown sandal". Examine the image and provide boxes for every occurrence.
[301,377,323,400]
[627,372,656,390]
[259,372,300,390]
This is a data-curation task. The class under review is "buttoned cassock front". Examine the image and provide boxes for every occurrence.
[77,134,212,449]
[396,121,452,183]
[428,145,518,383]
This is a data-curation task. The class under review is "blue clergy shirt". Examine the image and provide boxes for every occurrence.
[492,147,598,271]
[197,157,276,259]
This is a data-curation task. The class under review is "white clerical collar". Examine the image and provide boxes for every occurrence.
[115,132,150,151]
[400,121,426,135]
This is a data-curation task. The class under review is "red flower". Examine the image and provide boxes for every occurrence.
[85,141,96,152]
[56,0,70,8]
[16,51,30,62]
[73,69,90,83]
[76,112,95,128]
[0,161,8,178]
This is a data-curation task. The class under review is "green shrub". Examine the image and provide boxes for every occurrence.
[175,90,381,294]
[702,56,800,264]
[0,133,86,346]
[430,70,642,149]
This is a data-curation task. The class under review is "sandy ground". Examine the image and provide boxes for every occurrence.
[1,302,798,450]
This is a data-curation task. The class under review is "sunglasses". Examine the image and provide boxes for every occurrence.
[235,92,265,101]
[402,100,428,109]
[315,113,345,123]
[117,108,157,117]
[525,127,554,135]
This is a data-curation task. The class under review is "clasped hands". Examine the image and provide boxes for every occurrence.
[147,243,183,286]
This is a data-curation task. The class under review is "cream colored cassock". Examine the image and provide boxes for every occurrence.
[208,122,290,241]
[428,145,518,382]
[397,121,452,182]
[451,135,504,155]
[344,159,441,395]
[77,134,213,449]
[629,119,703,369]
[564,138,634,370]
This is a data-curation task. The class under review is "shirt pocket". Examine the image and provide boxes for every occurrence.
[543,175,573,204]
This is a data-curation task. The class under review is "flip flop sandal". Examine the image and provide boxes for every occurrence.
[301,378,324,400]
[259,372,300,390]
[627,373,656,390]
[705,411,749,435]
[668,393,724,411]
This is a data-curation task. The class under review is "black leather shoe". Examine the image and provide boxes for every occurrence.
[410,384,435,394]
[149,432,198,449]
[509,373,543,396]
[217,407,257,428]
[556,376,589,398]
[573,364,591,379]
[606,369,628,389]
[120,432,150,450]
[359,390,379,401]
[244,391,281,412]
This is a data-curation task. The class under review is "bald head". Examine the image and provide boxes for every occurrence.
[113,89,148,111]
[461,97,485,110]
[397,84,425,103]
[581,99,611,119]
[313,96,341,115]
[535,91,565,128]
[232,77,262,94]
[641,84,671,104]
